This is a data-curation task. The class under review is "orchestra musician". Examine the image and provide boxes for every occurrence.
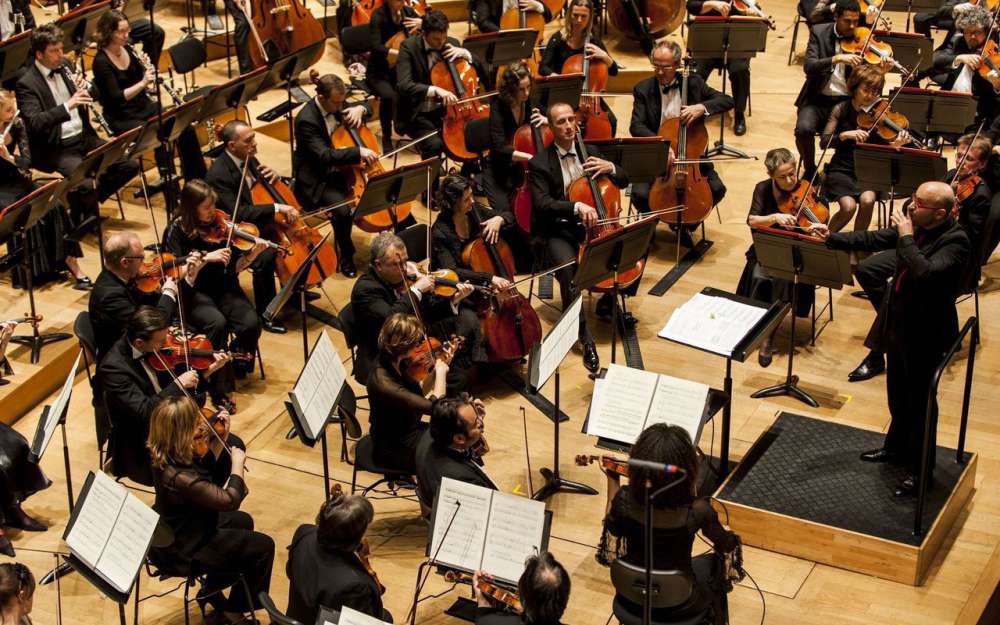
[914,0,968,38]
[806,0,878,25]
[736,148,825,368]
[686,0,751,136]
[0,563,37,624]
[368,0,423,152]
[794,0,862,183]
[473,552,571,625]
[66,0,165,65]
[630,40,732,248]
[0,0,33,42]
[163,180,265,384]
[292,73,377,278]
[285,489,390,623]
[415,393,497,511]
[471,0,551,33]
[600,423,740,623]
[815,181,970,496]
[396,10,476,160]
[207,119,302,333]
[529,101,629,372]
[930,5,1000,130]
[539,0,619,135]
[147,395,274,625]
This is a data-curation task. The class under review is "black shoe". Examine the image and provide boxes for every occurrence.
[304,291,321,302]
[0,535,13,558]
[340,259,357,278]
[757,341,773,368]
[262,319,287,334]
[73,276,93,291]
[894,475,917,497]
[582,341,600,373]
[848,353,885,382]
[859,448,897,463]
[5,506,46,532]
[595,294,614,319]
[734,116,747,136]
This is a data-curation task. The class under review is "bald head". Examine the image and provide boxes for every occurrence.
[104,231,143,278]
[911,181,955,229]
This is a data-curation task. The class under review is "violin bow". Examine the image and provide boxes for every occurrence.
[225,155,253,250]
[859,4,884,58]
[949,120,986,185]
[396,259,440,366]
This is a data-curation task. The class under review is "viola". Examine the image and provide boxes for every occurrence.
[856,98,924,148]
[198,209,290,255]
[148,332,253,372]
[648,62,714,227]
[607,0,682,54]
[575,453,629,476]
[841,27,906,73]
[976,39,1000,82]
[776,180,829,230]
[431,54,492,162]
[443,571,522,612]
[400,335,463,385]
[135,252,191,293]
[561,34,612,141]
[729,0,775,28]
[241,0,325,68]
[460,203,542,362]
[510,103,555,234]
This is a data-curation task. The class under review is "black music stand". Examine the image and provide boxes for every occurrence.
[888,87,978,139]
[259,40,328,163]
[264,230,334,361]
[129,98,205,218]
[463,29,537,88]
[354,157,444,229]
[4,183,74,364]
[0,30,32,89]
[530,73,584,112]
[853,143,946,226]
[687,18,767,159]
[874,30,932,75]
[199,67,270,122]
[749,227,853,407]
[881,0,944,32]
[56,1,112,55]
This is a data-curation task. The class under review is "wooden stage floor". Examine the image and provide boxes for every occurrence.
[2,0,999,624]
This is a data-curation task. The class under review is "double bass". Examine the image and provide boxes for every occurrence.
[241,0,325,68]
[561,34,612,140]
[431,53,492,162]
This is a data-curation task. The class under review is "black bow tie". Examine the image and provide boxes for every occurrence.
[560,150,577,160]
[662,82,680,94]
[48,70,59,79]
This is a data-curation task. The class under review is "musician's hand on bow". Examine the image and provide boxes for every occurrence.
[530,107,548,127]
[679,103,707,125]
[955,54,982,71]
[833,53,863,67]
[583,155,615,177]
[576,203,598,228]
[161,276,179,297]
[178,370,200,389]
[481,215,504,244]
[360,146,379,165]
[343,105,366,128]
[473,571,492,608]
[772,213,798,227]
[276,204,299,223]
[433,86,459,105]
[259,165,280,184]
[452,281,475,305]
[491,275,512,290]
[584,43,613,65]
[205,248,232,266]
[840,128,870,143]
[704,0,730,16]
[892,205,914,236]
[206,351,232,377]
[809,222,830,239]
[67,88,93,111]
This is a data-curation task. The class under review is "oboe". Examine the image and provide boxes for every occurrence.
[59,64,114,136]
[127,44,184,106]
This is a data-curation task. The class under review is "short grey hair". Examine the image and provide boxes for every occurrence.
[956,5,990,32]
[650,40,682,64]
[104,231,140,267]
[370,231,405,263]
[764,148,796,176]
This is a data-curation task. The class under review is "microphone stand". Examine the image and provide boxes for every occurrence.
[408,500,462,625]
[641,469,688,625]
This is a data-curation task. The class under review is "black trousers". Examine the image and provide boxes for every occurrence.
[368,74,397,147]
[885,345,942,475]
[129,18,165,65]
[192,510,275,613]
[249,248,278,316]
[913,12,953,37]
[795,96,845,175]
[184,286,261,389]
[294,185,356,264]
[694,57,750,116]
[478,166,535,273]
[427,304,483,395]
[545,234,592,343]
[401,108,445,160]
[855,249,896,357]
[223,0,253,74]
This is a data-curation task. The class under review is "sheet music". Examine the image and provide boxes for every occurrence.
[429,478,493,573]
[290,331,346,439]
[33,351,81,458]
[64,471,126,568]
[585,364,659,443]
[337,606,391,625]
[645,374,710,445]
[94,492,158,594]
[658,293,767,356]
[480,492,546,583]
[530,295,582,390]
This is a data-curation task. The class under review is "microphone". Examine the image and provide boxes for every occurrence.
[627,458,686,474]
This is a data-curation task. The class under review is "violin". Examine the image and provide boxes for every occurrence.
[193,406,230,459]
[607,0,682,54]
[856,98,924,148]
[561,34,613,141]
[461,203,542,362]
[443,571,522,612]
[976,39,1000,82]
[431,53,492,162]
[840,27,906,73]
[329,484,387,594]
[241,0,325,68]
[400,335,464,385]
[953,173,983,207]
[135,252,191,294]
[148,331,254,372]
[776,180,830,230]
[575,453,629,476]
[649,61,714,227]
[567,131,644,291]
[198,209,290,255]
[729,0,775,29]
[403,268,492,298]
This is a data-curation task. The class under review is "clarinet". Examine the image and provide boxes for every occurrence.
[127,44,184,106]
[0,114,17,144]
[59,64,114,136]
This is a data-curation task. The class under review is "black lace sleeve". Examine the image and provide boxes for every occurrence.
[692,498,739,554]
[162,463,247,512]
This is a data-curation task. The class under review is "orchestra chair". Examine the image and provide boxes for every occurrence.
[258,592,306,625]
[339,24,373,62]
[167,37,216,99]
[338,302,366,383]
[397,223,429,264]
[350,434,417,499]
[463,117,491,170]
[74,311,112,469]
[609,558,710,625]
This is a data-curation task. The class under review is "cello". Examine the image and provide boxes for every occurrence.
[499,0,545,75]
[607,0,684,53]
[510,109,555,234]
[432,53,492,162]
[461,202,542,362]
[648,61,714,227]
[561,34,613,140]
[241,0,325,68]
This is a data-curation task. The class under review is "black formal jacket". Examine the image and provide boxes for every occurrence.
[487,96,534,193]
[89,270,178,360]
[471,0,551,34]
[98,334,185,485]
[539,31,618,77]
[932,33,1000,127]
[796,22,852,107]
[205,153,278,217]
[368,2,420,78]
[414,429,497,507]
[285,524,384,624]
[15,60,100,170]
[292,98,369,207]
[826,219,970,356]
[396,33,465,130]
[528,142,629,241]
[629,74,733,138]
[944,168,990,288]
[476,608,563,625]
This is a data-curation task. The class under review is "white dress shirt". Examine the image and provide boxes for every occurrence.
[952,63,974,94]
[822,42,850,98]
[36,60,84,140]
[660,80,682,122]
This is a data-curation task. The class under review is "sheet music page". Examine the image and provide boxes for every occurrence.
[585,364,658,443]
[35,351,81,458]
[659,294,767,356]
[64,471,126,569]
[338,606,391,625]
[480,492,546,584]
[645,374,710,445]
[530,295,582,390]
[429,478,493,573]
[291,331,346,439]
[95,492,159,594]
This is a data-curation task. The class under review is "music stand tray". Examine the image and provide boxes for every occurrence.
[56,1,112,54]
[686,18,768,60]
[531,73,583,112]
[853,143,946,198]
[882,0,940,10]
[198,67,270,121]
[463,29,538,72]
[584,137,671,184]
[259,39,328,93]
[0,30,32,86]
[875,30,932,74]
[354,157,443,223]
[888,87,978,136]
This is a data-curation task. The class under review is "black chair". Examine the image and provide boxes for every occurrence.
[167,37,215,98]
[258,592,305,625]
[340,24,374,57]
[609,558,709,625]
[350,434,415,497]
[397,223,429,264]
[788,2,808,65]
[74,312,111,469]
[464,117,491,157]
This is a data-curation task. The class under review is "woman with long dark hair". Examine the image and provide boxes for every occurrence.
[0,562,37,624]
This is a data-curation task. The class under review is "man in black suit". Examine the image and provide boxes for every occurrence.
[686,1,751,135]
[286,492,389,624]
[98,306,229,485]
[207,120,301,332]
[15,24,138,226]
[293,74,377,278]
[930,5,1000,129]
[415,394,497,510]
[630,40,733,244]
[529,101,629,373]
[816,181,970,496]
[914,0,964,38]
[794,0,861,182]
[470,0,550,33]
[473,552,570,625]
[350,232,481,390]
[396,10,475,159]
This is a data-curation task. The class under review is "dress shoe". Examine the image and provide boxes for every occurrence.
[340,259,358,278]
[262,319,287,334]
[595,294,614,319]
[733,115,747,136]
[757,340,773,368]
[5,506,46,532]
[582,341,600,373]
[848,352,885,382]
[0,534,14,558]
[73,276,93,291]
[859,448,897,463]
[894,475,917,497]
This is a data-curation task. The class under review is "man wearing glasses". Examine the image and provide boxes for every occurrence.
[813,181,971,497]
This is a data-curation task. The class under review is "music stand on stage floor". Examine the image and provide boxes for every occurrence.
[260,40,328,161]
[3,182,74,364]
[687,17,768,159]
[354,157,444,232]
[29,351,83,513]
[874,30,932,75]
[199,67,270,123]
[531,73,583,112]
[887,87,977,140]
[749,227,853,407]
[264,230,334,361]
[463,29,537,87]
[853,143,946,226]
[881,0,945,32]
[0,30,32,88]
[129,98,205,218]
[56,1,111,55]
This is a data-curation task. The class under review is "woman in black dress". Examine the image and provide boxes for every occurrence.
[736,148,825,367]
[600,424,739,624]
[0,90,90,290]
[147,396,274,625]
[368,0,423,152]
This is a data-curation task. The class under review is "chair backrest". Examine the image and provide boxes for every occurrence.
[610,558,695,610]
[464,117,491,155]
[258,592,305,625]
[397,223,429,263]
[338,302,359,348]
[73,311,98,363]
[340,24,374,56]
[168,37,207,75]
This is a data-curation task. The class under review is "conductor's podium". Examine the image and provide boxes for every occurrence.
[713,412,977,586]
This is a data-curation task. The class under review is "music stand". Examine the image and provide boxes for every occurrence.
[0,30,32,89]
[531,73,584,112]
[56,1,112,54]
[888,87,978,139]
[354,157,444,228]
[687,17,768,159]
[874,30,932,75]
[853,143,946,226]
[4,182,74,363]
[259,39,328,163]
[881,0,944,32]
[463,29,537,86]
[749,227,853,407]
[129,98,205,218]
[264,230,334,361]
[199,67,270,122]
[585,136,671,184]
